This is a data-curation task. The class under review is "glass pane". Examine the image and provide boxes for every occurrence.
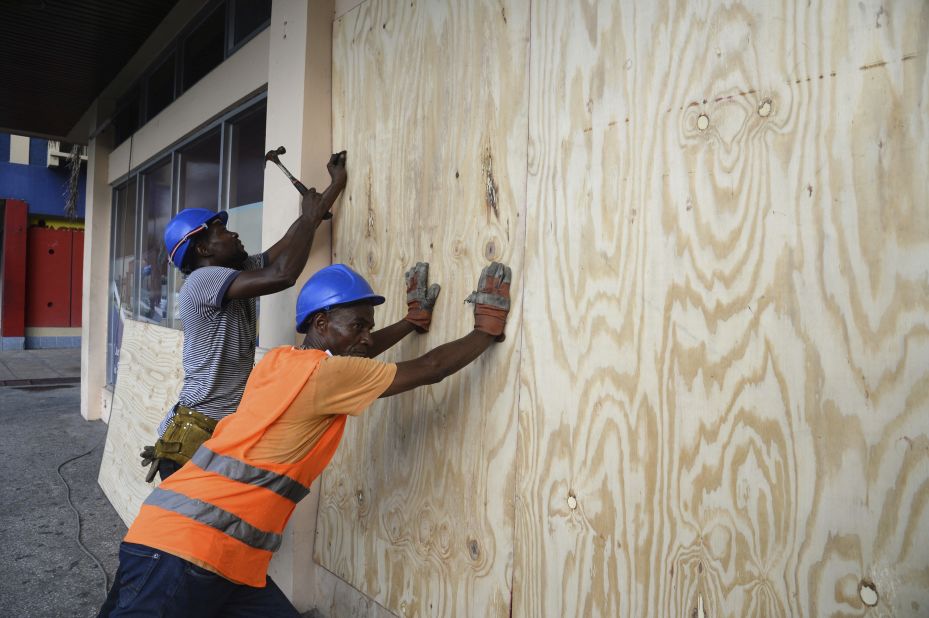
[146,53,176,121]
[179,130,221,212]
[182,6,225,91]
[174,130,221,311]
[108,180,138,384]
[226,105,266,254]
[225,204,262,257]
[113,91,140,146]
[233,0,271,45]
[139,160,172,326]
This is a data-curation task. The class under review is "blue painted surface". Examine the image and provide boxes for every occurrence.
[0,134,9,162]
[24,336,81,349]
[0,132,86,218]
[1,337,25,351]
[29,138,47,166]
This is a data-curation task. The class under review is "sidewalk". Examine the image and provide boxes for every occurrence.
[0,351,124,617]
[0,348,82,386]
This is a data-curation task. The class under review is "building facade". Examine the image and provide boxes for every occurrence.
[71,1,346,610]
[0,132,87,349]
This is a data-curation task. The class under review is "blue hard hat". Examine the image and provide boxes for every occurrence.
[296,264,385,333]
[164,208,228,268]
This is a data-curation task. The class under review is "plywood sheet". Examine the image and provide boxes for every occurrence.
[315,0,529,615]
[98,319,184,525]
[514,1,929,616]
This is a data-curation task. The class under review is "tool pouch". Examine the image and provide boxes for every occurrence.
[154,406,219,467]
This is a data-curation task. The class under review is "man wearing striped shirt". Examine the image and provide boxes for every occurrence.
[142,152,350,481]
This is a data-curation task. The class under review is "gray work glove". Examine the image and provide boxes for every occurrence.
[465,261,511,342]
[403,262,441,332]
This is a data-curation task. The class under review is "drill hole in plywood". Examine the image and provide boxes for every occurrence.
[697,114,709,131]
[859,580,878,607]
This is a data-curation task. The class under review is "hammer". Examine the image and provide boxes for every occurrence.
[265,146,333,220]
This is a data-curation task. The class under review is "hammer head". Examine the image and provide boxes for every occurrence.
[264,146,287,166]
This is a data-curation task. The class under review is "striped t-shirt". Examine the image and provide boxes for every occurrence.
[157,254,265,436]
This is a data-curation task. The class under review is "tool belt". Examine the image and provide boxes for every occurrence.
[153,405,218,467]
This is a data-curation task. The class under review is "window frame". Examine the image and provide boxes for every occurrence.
[106,179,141,385]
[137,155,176,326]
[111,0,271,148]
[106,92,267,385]
[141,50,179,124]
[227,0,272,55]
[222,99,268,212]
[178,2,227,94]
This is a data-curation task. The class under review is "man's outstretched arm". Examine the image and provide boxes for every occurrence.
[380,262,511,397]
[226,152,347,300]
[368,262,441,357]
[264,151,347,267]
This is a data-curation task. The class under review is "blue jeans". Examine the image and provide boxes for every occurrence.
[98,542,300,617]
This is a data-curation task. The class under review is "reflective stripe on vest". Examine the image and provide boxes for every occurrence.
[191,447,310,503]
[146,488,282,552]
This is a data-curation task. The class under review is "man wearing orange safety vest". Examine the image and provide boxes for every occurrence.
[98,261,512,617]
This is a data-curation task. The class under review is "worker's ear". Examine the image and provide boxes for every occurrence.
[310,311,329,334]
[192,238,212,258]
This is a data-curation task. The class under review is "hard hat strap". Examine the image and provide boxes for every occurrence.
[168,223,208,264]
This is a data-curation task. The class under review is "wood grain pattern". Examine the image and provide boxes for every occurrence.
[514,1,929,616]
[314,0,529,615]
[98,319,184,525]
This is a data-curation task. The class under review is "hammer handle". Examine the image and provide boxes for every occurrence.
[291,178,333,220]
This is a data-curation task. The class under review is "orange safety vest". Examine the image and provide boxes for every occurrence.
[125,346,343,587]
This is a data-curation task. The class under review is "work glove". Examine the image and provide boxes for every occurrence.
[403,262,441,332]
[140,445,161,483]
[465,261,512,342]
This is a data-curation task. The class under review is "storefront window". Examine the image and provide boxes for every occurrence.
[173,129,222,310]
[108,180,138,384]
[107,96,265,384]
[182,6,226,91]
[146,53,176,121]
[224,104,266,254]
[179,129,221,212]
[139,160,173,326]
[110,0,272,145]
[232,0,271,46]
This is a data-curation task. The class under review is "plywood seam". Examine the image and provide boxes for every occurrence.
[507,0,536,613]
[335,0,369,21]
[317,561,400,617]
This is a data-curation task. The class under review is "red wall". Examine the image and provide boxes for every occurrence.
[0,199,28,337]
[71,230,84,327]
[25,227,84,328]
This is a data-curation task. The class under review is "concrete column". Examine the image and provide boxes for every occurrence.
[263,0,335,611]
[80,104,114,421]
[260,0,334,350]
